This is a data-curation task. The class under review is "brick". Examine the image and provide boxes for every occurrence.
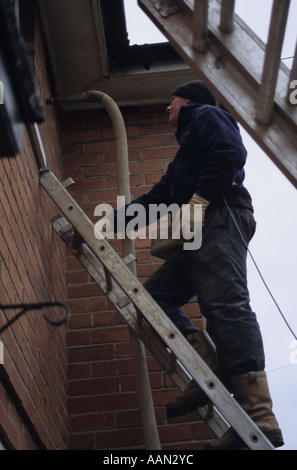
[67,330,90,347]
[115,342,134,358]
[68,313,92,330]
[91,327,130,345]
[66,178,103,193]
[115,372,162,393]
[103,126,140,139]
[113,311,129,326]
[63,154,100,168]
[67,363,91,380]
[95,427,144,449]
[151,389,180,407]
[68,433,95,450]
[102,149,141,164]
[141,123,172,135]
[194,422,217,440]
[61,168,84,181]
[68,345,114,365]
[68,377,115,396]
[62,143,81,155]
[93,392,139,412]
[66,270,89,285]
[68,396,93,415]
[124,112,159,126]
[92,359,134,378]
[84,189,118,203]
[136,263,160,278]
[65,299,89,314]
[67,284,102,299]
[143,147,176,160]
[83,116,111,129]
[61,118,81,130]
[83,140,117,154]
[84,163,117,177]
[89,296,114,312]
[116,410,142,428]
[129,161,162,174]
[145,173,164,185]
[70,412,113,432]
[128,136,163,150]
[63,129,102,143]
[103,176,117,189]
[158,424,193,443]
[92,312,113,327]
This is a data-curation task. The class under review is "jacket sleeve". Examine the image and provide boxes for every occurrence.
[132,158,176,209]
[112,158,176,230]
[194,107,247,202]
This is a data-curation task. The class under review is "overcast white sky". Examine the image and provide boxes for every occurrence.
[124,0,297,450]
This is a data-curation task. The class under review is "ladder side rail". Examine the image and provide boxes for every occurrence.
[192,0,209,52]
[41,170,274,449]
[138,0,297,189]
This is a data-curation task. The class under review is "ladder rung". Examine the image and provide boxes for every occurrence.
[136,307,144,324]
[219,0,235,33]
[62,177,75,188]
[103,265,113,293]
[192,0,208,52]
[256,0,290,125]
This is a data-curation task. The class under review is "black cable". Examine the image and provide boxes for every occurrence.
[0,301,70,334]
[222,195,297,342]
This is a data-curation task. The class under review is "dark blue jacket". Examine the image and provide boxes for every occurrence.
[113,104,253,230]
[132,103,253,212]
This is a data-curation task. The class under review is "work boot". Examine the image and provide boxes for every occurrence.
[166,330,219,418]
[203,371,284,450]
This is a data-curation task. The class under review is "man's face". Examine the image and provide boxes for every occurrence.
[166,95,191,128]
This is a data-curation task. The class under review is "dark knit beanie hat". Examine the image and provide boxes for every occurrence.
[172,80,216,106]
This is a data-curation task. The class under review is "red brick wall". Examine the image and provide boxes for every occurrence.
[63,105,213,450]
[0,9,67,449]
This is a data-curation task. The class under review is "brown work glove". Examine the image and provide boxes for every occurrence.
[188,193,210,229]
[173,193,210,238]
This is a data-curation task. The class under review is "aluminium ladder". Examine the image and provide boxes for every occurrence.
[40,169,275,450]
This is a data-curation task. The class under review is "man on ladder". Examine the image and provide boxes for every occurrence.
[102,80,284,450]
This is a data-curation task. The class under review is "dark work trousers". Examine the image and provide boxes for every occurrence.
[144,202,266,377]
